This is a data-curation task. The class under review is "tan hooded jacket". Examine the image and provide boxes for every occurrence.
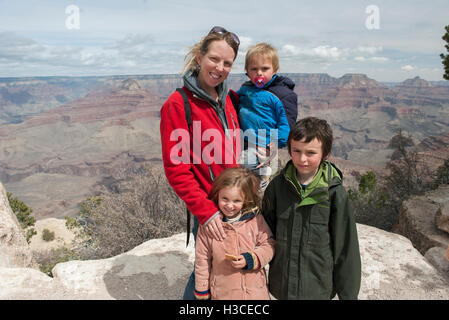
[194,209,275,300]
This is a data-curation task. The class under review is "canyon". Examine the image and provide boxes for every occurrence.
[0,73,448,219]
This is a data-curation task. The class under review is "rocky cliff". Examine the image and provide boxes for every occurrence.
[394,184,449,281]
[1,181,449,300]
[0,181,37,269]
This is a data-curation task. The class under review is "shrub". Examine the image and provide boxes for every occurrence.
[7,192,36,243]
[42,229,55,242]
[350,171,392,230]
[71,165,185,260]
[34,247,80,277]
[433,159,449,187]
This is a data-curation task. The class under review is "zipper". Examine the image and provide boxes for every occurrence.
[229,113,239,164]
[282,171,303,298]
[284,174,303,202]
[208,166,215,182]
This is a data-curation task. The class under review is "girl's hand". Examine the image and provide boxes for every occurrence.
[230,255,247,269]
[205,213,226,241]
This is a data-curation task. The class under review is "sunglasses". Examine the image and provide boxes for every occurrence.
[209,26,240,46]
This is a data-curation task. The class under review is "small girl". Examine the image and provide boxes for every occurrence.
[194,167,275,300]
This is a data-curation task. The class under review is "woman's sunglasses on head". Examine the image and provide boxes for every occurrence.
[209,26,240,46]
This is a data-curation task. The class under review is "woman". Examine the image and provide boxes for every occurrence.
[160,26,241,299]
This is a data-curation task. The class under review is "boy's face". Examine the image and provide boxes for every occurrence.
[246,55,274,86]
[290,137,325,184]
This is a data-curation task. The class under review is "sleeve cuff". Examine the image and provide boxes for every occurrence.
[242,252,261,270]
[194,289,211,300]
[203,210,220,227]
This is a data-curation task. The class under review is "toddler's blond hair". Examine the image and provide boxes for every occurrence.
[245,43,279,73]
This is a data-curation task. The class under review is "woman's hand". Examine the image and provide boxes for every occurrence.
[230,255,247,269]
[205,213,226,241]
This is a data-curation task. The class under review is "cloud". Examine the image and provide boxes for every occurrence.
[354,56,389,63]
[0,31,186,76]
[237,36,254,52]
[355,46,383,55]
[105,33,154,53]
[280,44,347,62]
[401,65,415,71]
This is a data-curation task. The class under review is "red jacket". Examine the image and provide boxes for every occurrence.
[160,87,241,225]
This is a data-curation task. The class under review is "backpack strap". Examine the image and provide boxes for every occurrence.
[176,87,193,247]
[228,90,239,113]
[176,88,191,131]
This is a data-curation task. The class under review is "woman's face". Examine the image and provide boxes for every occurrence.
[196,39,235,94]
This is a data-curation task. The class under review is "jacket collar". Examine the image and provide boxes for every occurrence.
[242,74,278,89]
[182,70,229,107]
[282,160,342,206]
[222,206,259,223]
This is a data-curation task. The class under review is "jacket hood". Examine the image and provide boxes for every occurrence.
[270,75,296,90]
[182,69,230,131]
[182,70,229,107]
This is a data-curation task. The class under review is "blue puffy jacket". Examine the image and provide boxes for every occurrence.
[237,75,292,148]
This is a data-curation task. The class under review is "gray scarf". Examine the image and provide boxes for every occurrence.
[182,70,230,131]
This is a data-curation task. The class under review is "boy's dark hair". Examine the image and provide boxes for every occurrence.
[287,117,333,159]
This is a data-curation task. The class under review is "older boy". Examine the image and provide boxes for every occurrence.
[262,117,361,300]
[237,43,297,186]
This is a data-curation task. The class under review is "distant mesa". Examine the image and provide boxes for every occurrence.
[400,76,431,88]
[119,78,142,91]
[337,73,381,88]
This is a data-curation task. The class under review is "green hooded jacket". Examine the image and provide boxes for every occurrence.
[262,160,361,300]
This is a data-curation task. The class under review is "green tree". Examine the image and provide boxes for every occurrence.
[7,192,36,243]
[359,170,377,194]
[350,171,389,230]
[440,25,449,80]
[433,158,449,187]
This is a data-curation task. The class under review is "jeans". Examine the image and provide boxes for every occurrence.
[182,215,199,300]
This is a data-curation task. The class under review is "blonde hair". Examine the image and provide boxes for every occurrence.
[245,42,279,73]
[182,31,239,75]
[209,167,260,213]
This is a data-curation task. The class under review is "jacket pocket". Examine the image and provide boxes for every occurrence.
[276,208,291,241]
[308,205,330,246]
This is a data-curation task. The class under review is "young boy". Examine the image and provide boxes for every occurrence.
[262,117,361,300]
[237,43,297,184]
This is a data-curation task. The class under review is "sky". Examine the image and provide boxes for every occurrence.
[0,0,448,82]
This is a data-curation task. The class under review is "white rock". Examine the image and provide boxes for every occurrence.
[52,233,195,299]
[0,182,37,269]
[425,246,449,281]
[358,224,449,299]
[0,267,80,300]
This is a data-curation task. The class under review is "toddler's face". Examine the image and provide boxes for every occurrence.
[246,55,274,87]
[218,186,244,219]
[290,137,324,185]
